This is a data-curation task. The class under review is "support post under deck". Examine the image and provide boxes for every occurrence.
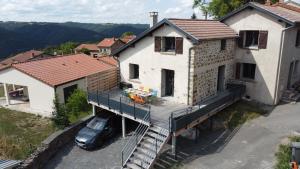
[92,105,96,116]
[172,134,177,159]
[122,116,126,138]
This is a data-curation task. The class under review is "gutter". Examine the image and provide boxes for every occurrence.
[273,25,294,105]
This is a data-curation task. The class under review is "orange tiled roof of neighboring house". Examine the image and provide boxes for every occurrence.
[0,50,44,70]
[121,35,137,43]
[12,54,116,87]
[75,44,99,51]
[97,56,118,66]
[97,38,118,47]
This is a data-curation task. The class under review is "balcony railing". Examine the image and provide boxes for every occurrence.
[88,90,151,124]
[169,84,246,132]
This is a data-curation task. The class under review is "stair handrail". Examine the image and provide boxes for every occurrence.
[121,111,150,167]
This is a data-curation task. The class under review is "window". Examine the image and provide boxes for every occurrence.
[245,31,259,48]
[221,39,226,50]
[63,84,78,103]
[296,30,300,47]
[93,54,98,58]
[238,31,268,49]
[242,63,256,80]
[129,64,139,79]
[154,36,183,54]
[162,37,176,52]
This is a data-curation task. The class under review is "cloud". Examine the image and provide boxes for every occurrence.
[0,0,202,23]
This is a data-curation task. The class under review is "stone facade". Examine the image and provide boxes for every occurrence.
[189,38,236,104]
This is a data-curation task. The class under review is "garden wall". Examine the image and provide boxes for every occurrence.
[17,115,94,169]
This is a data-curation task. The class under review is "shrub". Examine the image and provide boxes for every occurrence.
[65,89,91,118]
[52,95,69,129]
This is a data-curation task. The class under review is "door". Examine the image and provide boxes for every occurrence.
[217,65,226,92]
[287,62,294,89]
[63,84,78,103]
[161,69,175,97]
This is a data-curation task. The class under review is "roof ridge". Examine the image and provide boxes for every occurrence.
[167,18,217,21]
[274,2,300,13]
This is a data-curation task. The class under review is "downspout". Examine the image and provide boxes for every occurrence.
[187,46,195,105]
[273,25,294,105]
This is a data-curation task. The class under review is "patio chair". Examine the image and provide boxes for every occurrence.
[143,87,150,93]
[151,90,158,97]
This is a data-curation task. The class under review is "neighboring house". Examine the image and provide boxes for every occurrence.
[113,18,238,105]
[0,54,117,116]
[121,35,137,43]
[74,43,100,58]
[97,38,125,56]
[221,1,300,105]
[0,50,51,70]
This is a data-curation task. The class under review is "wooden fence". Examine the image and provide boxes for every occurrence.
[87,68,119,92]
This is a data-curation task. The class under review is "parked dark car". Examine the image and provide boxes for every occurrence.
[75,116,115,150]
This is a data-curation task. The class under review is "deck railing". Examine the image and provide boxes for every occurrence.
[169,84,246,132]
[88,90,151,124]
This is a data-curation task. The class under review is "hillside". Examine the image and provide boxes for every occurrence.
[0,21,148,59]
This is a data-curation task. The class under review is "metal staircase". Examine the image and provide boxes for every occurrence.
[122,125,170,169]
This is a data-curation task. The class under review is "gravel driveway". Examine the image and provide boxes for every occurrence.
[45,135,127,169]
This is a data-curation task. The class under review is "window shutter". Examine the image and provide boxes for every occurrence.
[258,31,268,49]
[154,37,161,52]
[237,31,244,48]
[175,37,183,54]
[236,63,241,79]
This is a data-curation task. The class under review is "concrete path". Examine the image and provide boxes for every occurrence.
[175,102,300,169]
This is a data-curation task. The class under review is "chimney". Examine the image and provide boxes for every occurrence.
[31,53,35,58]
[149,12,158,27]
[265,0,271,5]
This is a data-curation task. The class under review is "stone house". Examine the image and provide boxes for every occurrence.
[221,1,300,105]
[97,38,125,56]
[74,44,100,58]
[113,18,238,105]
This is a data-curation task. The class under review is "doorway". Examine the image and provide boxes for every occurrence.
[217,65,226,92]
[161,69,175,97]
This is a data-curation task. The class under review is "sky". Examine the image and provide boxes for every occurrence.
[0,0,203,24]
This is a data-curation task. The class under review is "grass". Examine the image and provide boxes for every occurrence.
[275,136,300,169]
[68,111,91,124]
[216,100,268,130]
[0,85,4,97]
[0,108,57,160]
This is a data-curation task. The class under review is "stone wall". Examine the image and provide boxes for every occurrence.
[189,38,235,104]
[17,115,94,169]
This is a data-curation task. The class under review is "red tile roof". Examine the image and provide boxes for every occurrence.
[75,44,99,51]
[168,19,238,40]
[97,38,118,47]
[97,56,118,66]
[0,50,44,70]
[253,2,300,23]
[12,54,116,87]
[121,35,136,43]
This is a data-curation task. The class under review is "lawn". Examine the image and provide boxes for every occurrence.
[216,100,268,130]
[275,136,300,169]
[0,108,57,160]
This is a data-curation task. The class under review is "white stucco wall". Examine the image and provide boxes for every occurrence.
[0,68,55,116]
[55,78,87,104]
[224,8,287,105]
[277,26,300,100]
[118,24,193,104]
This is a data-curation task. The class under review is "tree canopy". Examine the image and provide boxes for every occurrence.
[44,41,78,56]
[193,0,278,19]
[121,32,134,38]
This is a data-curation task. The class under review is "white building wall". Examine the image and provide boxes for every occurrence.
[0,68,55,116]
[118,25,193,104]
[224,9,286,105]
[55,78,87,104]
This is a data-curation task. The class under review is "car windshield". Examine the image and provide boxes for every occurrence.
[87,118,107,130]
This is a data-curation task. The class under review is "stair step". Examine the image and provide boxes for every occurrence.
[141,142,162,152]
[147,131,167,140]
[136,147,156,158]
[143,136,164,145]
[150,126,169,136]
[127,162,143,169]
[131,158,150,168]
[133,152,154,163]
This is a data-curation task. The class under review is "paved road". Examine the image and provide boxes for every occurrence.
[175,102,300,169]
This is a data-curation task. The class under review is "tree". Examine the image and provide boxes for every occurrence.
[65,89,91,118]
[52,95,70,129]
[193,0,278,19]
[79,48,91,55]
[121,32,134,38]
[44,41,78,55]
[191,13,197,19]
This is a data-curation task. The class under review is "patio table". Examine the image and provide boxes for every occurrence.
[124,88,152,104]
